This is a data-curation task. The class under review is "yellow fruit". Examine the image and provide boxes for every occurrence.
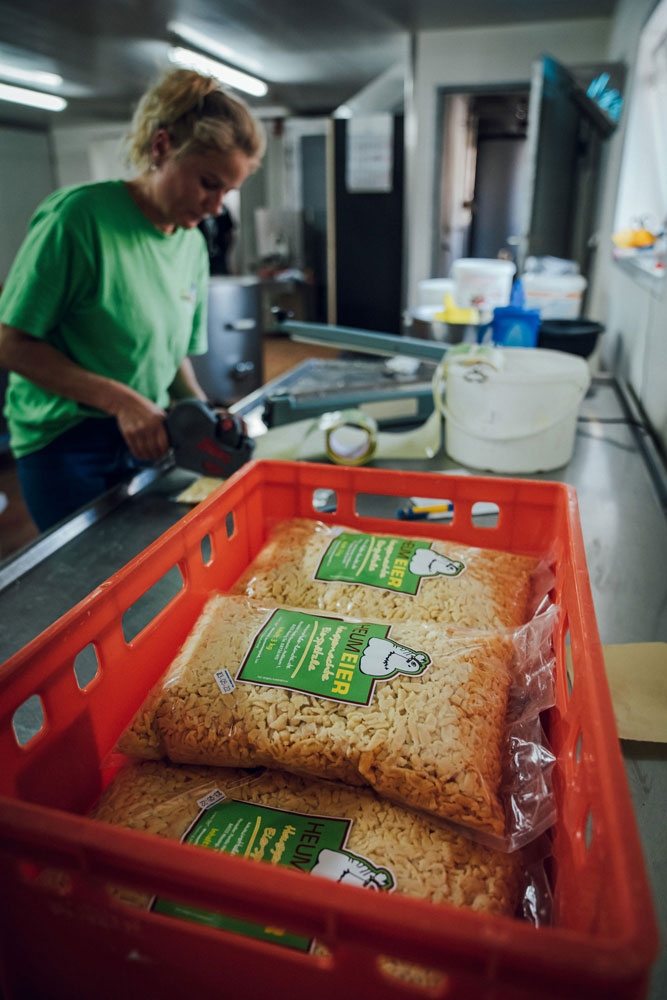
[612,229,655,249]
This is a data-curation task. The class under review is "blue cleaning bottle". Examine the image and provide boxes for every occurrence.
[485,279,541,347]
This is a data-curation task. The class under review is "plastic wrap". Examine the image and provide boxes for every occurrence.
[231,518,552,630]
[88,761,555,993]
[116,595,558,849]
[91,762,522,911]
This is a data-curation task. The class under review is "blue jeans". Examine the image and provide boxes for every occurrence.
[17,417,146,531]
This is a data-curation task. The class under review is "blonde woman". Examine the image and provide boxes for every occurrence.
[0,69,265,530]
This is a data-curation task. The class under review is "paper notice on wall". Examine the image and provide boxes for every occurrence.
[346,114,393,193]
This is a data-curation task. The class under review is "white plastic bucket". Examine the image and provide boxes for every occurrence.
[520,273,587,319]
[417,278,455,307]
[440,347,590,473]
[451,258,516,311]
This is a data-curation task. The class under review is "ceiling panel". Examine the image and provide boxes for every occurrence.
[0,0,618,126]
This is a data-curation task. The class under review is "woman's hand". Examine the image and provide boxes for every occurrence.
[169,356,248,437]
[0,324,188,462]
[114,393,169,461]
[0,325,170,461]
[213,406,248,437]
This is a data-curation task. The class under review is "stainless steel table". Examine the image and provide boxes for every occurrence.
[1,370,665,998]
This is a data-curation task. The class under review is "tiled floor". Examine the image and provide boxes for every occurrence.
[0,334,339,562]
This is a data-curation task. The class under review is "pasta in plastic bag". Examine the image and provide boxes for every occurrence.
[90,761,526,988]
[116,595,558,849]
[231,518,551,630]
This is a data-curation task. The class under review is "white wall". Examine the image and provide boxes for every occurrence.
[587,0,655,324]
[0,126,56,282]
[610,0,666,236]
[51,123,132,187]
[334,56,407,117]
[407,18,612,307]
[587,0,667,451]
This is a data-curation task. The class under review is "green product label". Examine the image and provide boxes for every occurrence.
[237,608,431,706]
[314,532,465,595]
[153,799,395,951]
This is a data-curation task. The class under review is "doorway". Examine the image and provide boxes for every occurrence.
[433,58,616,285]
[434,88,529,278]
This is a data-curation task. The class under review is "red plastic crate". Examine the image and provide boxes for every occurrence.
[0,461,658,999]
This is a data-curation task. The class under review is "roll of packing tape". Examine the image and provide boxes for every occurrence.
[321,409,378,466]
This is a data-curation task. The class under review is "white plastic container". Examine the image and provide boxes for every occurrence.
[417,278,455,307]
[521,273,587,319]
[451,258,516,311]
[441,347,590,473]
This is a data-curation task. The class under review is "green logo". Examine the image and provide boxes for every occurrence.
[236,609,431,705]
[153,799,395,950]
[314,532,465,595]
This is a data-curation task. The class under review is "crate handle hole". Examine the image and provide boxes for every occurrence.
[354,492,454,521]
[200,532,213,565]
[73,643,100,690]
[584,809,594,851]
[225,511,235,539]
[378,954,449,993]
[354,492,399,519]
[405,496,454,523]
[22,863,72,896]
[312,488,338,514]
[564,629,573,697]
[122,564,184,644]
[398,497,454,524]
[12,694,45,748]
[471,500,499,527]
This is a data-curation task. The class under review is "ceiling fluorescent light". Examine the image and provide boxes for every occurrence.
[0,82,67,112]
[0,63,63,88]
[168,46,267,98]
[167,21,262,73]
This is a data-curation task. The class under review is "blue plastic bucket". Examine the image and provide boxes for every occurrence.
[487,306,541,347]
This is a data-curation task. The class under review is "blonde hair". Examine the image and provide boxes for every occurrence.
[126,68,266,171]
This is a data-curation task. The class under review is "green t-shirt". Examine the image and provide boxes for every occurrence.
[0,180,210,457]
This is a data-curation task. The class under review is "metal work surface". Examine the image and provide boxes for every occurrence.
[0,368,665,997]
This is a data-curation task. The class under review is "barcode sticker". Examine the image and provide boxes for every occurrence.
[197,789,226,810]
[214,668,236,694]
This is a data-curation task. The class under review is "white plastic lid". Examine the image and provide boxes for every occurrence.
[521,273,587,291]
[417,278,455,306]
[451,258,516,274]
[411,304,442,322]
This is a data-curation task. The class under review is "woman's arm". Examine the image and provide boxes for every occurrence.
[169,356,248,434]
[169,357,208,402]
[0,323,169,461]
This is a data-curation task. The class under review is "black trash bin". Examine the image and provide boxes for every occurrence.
[538,319,605,359]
